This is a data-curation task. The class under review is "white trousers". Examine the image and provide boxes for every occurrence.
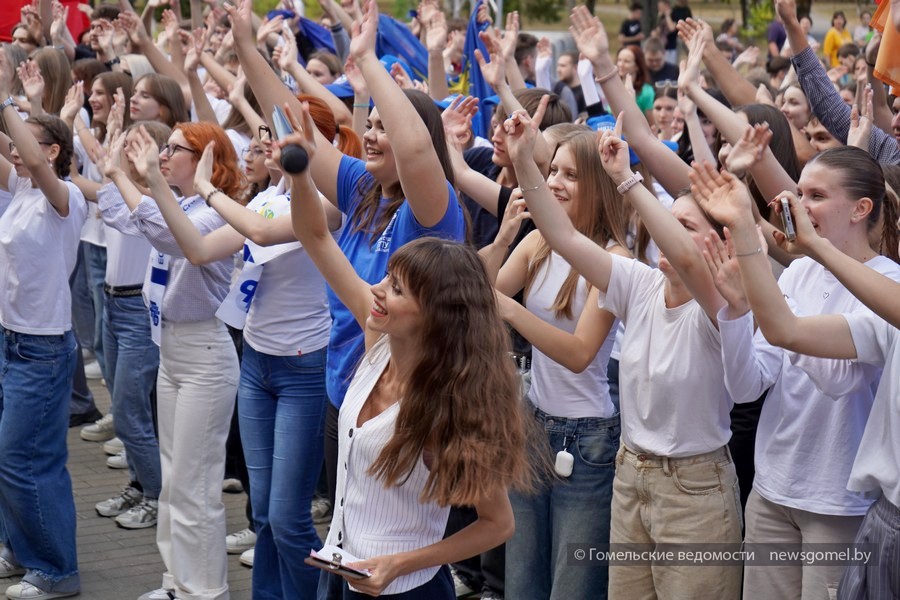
[156,319,238,600]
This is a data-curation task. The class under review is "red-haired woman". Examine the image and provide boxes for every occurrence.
[100,121,243,600]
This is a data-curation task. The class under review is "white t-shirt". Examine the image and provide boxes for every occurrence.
[599,254,732,457]
[74,135,106,247]
[325,341,450,595]
[240,187,332,356]
[0,171,87,334]
[719,256,900,516]
[844,311,900,507]
[526,250,617,419]
[97,184,153,287]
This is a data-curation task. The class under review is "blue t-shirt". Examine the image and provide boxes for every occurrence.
[326,155,466,407]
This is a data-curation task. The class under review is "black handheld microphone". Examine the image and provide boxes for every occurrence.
[271,105,309,174]
[280,144,309,174]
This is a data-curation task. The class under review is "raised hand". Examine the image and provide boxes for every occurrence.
[826,65,847,84]
[597,112,632,184]
[474,31,507,90]
[754,83,776,106]
[498,12,520,62]
[390,63,413,89]
[502,109,539,163]
[703,229,750,315]
[256,15,284,46]
[279,101,319,161]
[223,0,254,45]
[569,5,609,65]
[732,45,760,69]
[678,32,705,92]
[847,84,873,150]
[537,36,551,60]
[343,56,368,95]
[117,11,150,46]
[124,126,161,180]
[227,72,247,106]
[688,161,754,228]
[774,0,799,26]
[18,61,45,102]
[676,88,697,117]
[98,131,126,178]
[161,9,181,44]
[50,3,70,43]
[106,87,127,141]
[193,141,215,194]
[770,190,818,253]
[184,29,205,72]
[349,0,379,62]
[441,95,478,148]
[725,123,773,177]
[425,12,448,54]
[495,191,530,247]
[60,81,84,124]
[277,25,299,72]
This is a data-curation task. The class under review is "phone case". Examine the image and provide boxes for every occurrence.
[304,551,372,580]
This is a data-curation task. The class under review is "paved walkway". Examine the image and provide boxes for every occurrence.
[0,379,255,599]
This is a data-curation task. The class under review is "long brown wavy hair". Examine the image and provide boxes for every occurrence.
[524,131,630,319]
[367,238,536,506]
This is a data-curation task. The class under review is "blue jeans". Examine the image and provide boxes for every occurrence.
[71,242,107,376]
[0,329,80,593]
[506,405,619,600]
[103,293,162,498]
[317,565,453,599]
[239,344,328,599]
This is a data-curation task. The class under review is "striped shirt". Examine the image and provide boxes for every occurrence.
[792,46,900,164]
[325,341,450,595]
[99,188,232,323]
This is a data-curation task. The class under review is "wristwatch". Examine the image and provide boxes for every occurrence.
[0,96,15,112]
[616,171,644,194]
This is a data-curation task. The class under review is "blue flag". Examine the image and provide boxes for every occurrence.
[376,15,429,82]
[299,17,336,54]
[460,0,495,139]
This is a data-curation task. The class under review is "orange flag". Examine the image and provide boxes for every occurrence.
[871,0,900,96]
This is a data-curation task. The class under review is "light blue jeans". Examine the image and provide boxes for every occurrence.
[239,344,327,599]
[103,292,161,498]
[0,329,80,594]
[506,405,619,600]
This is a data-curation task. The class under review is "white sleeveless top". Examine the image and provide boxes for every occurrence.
[525,251,617,419]
[325,341,451,594]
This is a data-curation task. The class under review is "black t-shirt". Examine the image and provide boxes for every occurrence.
[649,62,680,83]
[620,19,642,41]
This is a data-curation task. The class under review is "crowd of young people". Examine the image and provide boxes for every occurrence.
[0,0,896,598]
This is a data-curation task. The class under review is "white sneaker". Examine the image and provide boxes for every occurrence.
[84,359,103,380]
[115,498,158,529]
[81,413,115,442]
[226,528,256,554]
[137,588,177,600]
[311,497,333,524]
[107,449,128,469]
[5,581,78,599]
[96,485,143,517]
[222,478,243,493]
[239,547,254,568]
[103,437,124,455]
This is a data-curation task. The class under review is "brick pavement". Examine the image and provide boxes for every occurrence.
[0,379,255,600]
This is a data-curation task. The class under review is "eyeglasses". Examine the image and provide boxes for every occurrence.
[655,79,678,89]
[8,141,54,153]
[243,146,265,159]
[258,125,272,143]
[160,143,198,158]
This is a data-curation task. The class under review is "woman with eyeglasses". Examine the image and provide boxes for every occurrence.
[0,76,87,598]
[99,121,243,600]
[122,95,359,599]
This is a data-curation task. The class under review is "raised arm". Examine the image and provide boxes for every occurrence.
[424,12,450,100]
[679,34,797,201]
[570,6,690,196]
[226,0,343,204]
[351,0,449,228]
[691,163,863,357]
[676,18,757,107]
[504,110,613,293]
[118,11,193,108]
[0,75,71,216]
[600,115,725,322]
[283,103,373,337]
